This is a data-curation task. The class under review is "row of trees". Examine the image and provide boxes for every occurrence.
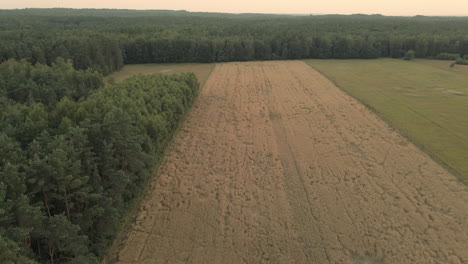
[0,31,124,75]
[0,59,103,105]
[1,11,468,73]
[122,34,468,63]
[0,59,200,263]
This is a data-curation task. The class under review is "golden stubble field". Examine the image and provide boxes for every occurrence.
[114,61,468,264]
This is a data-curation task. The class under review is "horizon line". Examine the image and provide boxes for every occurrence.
[0,7,467,17]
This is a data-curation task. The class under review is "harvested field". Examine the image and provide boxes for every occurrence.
[115,61,468,264]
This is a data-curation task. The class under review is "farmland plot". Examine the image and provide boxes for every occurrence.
[307,59,468,183]
[115,61,467,264]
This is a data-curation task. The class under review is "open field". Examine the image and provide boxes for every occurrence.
[306,59,468,184]
[416,59,468,77]
[114,61,468,264]
[107,63,215,87]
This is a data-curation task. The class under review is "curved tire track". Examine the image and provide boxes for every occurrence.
[116,61,468,264]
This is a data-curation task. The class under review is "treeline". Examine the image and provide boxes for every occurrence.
[0,59,103,105]
[1,10,468,73]
[0,59,199,263]
[122,34,468,63]
[0,31,123,75]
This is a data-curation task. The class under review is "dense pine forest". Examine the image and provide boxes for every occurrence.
[1,8,468,263]
[1,9,468,73]
[0,58,199,263]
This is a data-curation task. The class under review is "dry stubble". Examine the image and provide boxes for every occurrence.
[115,61,468,264]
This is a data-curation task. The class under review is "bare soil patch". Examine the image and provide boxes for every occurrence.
[115,61,468,264]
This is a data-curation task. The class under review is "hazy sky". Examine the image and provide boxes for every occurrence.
[2,0,468,16]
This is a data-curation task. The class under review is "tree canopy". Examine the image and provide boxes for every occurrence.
[0,58,199,263]
[1,9,468,73]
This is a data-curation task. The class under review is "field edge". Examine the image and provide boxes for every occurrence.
[101,65,216,264]
[304,60,466,185]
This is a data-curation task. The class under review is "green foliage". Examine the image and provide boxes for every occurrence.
[0,59,199,263]
[404,50,416,60]
[0,233,37,264]
[0,59,103,106]
[435,53,461,60]
[42,215,97,263]
[1,10,468,69]
[455,57,468,65]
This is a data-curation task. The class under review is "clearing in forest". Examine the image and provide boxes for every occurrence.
[306,59,468,184]
[115,61,468,264]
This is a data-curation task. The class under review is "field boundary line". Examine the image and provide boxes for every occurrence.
[101,64,217,264]
[304,61,466,185]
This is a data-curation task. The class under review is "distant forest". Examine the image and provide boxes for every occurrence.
[1,9,468,74]
[1,9,468,263]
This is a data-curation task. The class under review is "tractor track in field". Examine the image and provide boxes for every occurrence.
[115,61,468,264]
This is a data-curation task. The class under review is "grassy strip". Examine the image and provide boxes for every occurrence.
[106,63,215,87]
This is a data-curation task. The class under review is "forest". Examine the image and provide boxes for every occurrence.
[0,58,199,263]
[1,8,468,263]
[1,9,468,73]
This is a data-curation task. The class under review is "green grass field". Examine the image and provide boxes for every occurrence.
[415,59,468,77]
[306,59,468,184]
[107,63,215,88]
